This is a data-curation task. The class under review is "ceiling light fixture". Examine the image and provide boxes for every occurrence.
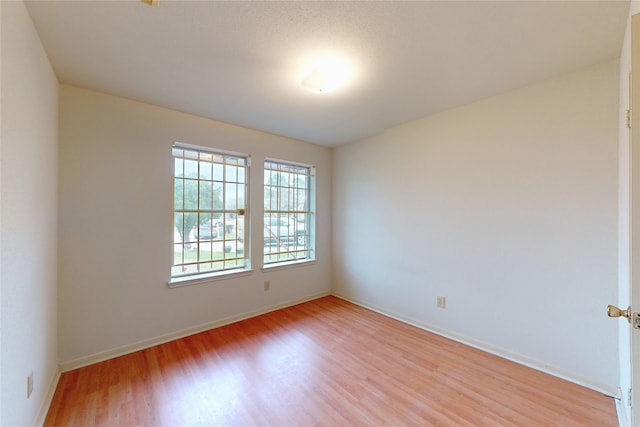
[301,67,344,93]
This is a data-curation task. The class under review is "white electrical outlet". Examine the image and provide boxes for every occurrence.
[437,296,446,309]
[264,281,270,291]
[27,371,33,399]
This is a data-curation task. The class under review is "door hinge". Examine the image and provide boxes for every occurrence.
[629,388,632,406]
[627,109,632,129]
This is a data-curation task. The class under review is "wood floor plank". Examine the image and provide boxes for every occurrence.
[45,296,617,426]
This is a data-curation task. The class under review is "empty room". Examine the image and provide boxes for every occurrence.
[3,0,640,426]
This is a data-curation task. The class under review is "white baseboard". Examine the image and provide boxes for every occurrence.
[50,291,621,425]
[331,292,619,398]
[59,291,330,372]
[34,368,60,427]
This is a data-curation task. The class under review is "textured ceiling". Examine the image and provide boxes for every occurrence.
[26,0,629,146]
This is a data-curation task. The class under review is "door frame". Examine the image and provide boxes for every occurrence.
[629,12,640,426]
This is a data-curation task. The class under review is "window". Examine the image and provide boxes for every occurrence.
[172,143,248,279]
[264,160,314,265]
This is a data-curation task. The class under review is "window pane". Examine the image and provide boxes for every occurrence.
[213,163,224,181]
[174,212,183,242]
[200,212,212,238]
[225,165,238,183]
[174,157,184,178]
[237,190,245,209]
[184,212,197,241]
[184,159,198,178]
[263,160,314,266]
[199,159,212,180]
[172,145,249,279]
[199,181,213,211]
[174,179,184,210]
[213,182,223,210]
[200,152,213,163]
[183,179,198,210]
[184,150,198,161]
[173,244,183,265]
[225,183,237,210]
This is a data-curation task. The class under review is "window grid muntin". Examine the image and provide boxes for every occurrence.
[173,146,248,278]
[264,160,314,265]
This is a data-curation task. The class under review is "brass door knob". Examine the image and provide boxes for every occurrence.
[607,305,632,322]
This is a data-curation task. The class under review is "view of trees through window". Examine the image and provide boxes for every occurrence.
[264,160,314,265]
[172,145,247,278]
[172,145,315,280]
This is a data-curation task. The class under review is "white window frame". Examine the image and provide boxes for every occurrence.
[263,158,315,268]
[170,142,251,286]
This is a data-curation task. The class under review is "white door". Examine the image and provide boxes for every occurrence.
[631,13,640,426]
[611,12,640,426]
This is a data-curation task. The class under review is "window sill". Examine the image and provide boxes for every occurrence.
[261,259,316,273]
[168,268,254,289]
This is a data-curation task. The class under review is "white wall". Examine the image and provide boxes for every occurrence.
[1,1,59,425]
[333,60,620,392]
[58,85,332,365]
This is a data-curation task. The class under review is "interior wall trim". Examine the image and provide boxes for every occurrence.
[35,368,61,427]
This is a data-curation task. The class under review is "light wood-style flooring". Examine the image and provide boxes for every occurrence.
[45,296,617,426]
